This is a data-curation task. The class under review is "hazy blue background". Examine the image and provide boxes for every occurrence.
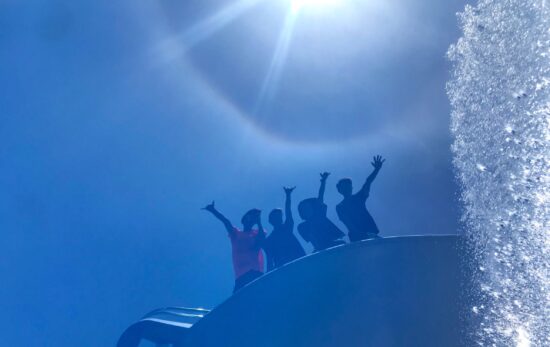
[0,0,469,345]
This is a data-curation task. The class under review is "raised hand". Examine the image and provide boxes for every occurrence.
[284,186,296,195]
[371,155,385,170]
[320,172,330,181]
[202,200,216,212]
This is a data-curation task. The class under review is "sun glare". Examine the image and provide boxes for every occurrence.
[291,0,342,12]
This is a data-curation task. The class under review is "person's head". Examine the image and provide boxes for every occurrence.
[336,178,353,197]
[241,208,260,230]
[268,208,283,227]
[298,198,324,221]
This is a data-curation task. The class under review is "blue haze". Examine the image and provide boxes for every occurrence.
[0,0,469,345]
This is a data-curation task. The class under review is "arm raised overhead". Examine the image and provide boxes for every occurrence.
[202,201,235,234]
[357,155,385,199]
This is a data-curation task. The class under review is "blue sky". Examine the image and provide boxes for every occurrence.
[0,0,469,345]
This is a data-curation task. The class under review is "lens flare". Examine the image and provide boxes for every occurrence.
[291,0,342,12]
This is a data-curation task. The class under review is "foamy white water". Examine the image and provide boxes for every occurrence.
[447,1,549,345]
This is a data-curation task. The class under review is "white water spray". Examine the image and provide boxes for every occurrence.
[447,0,549,345]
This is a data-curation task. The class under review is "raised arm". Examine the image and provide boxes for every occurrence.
[202,201,234,233]
[318,172,330,203]
[283,186,295,227]
[255,215,266,248]
[358,155,385,199]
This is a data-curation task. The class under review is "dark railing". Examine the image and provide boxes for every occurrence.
[117,307,210,347]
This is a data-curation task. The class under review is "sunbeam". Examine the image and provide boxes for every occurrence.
[254,8,299,115]
[291,0,343,12]
[156,0,264,62]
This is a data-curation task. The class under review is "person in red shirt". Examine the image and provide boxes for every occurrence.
[202,201,266,293]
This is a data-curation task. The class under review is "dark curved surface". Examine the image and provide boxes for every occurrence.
[118,236,466,347]
[117,307,209,347]
[181,235,464,347]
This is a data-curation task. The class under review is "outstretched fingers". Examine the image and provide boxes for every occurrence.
[202,200,215,210]
[320,172,330,180]
[371,155,386,168]
[284,186,296,194]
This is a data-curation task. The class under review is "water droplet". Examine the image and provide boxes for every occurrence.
[516,327,531,347]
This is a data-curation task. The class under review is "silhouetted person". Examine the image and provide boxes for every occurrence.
[202,201,265,293]
[298,172,345,252]
[263,187,306,271]
[336,155,385,242]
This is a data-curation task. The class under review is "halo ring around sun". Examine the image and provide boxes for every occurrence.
[151,0,440,144]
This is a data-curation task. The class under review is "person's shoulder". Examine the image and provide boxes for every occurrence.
[281,223,294,232]
[298,222,311,235]
[297,222,310,239]
[352,192,366,200]
[262,234,273,248]
[297,222,310,233]
[337,198,352,211]
[254,228,266,237]
[228,227,241,238]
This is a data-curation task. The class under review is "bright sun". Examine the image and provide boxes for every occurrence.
[291,0,342,12]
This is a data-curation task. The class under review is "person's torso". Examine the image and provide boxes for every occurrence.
[337,196,379,238]
[229,228,264,278]
[299,218,344,251]
[265,225,306,268]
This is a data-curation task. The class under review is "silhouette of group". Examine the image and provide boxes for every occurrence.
[203,155,386,293]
